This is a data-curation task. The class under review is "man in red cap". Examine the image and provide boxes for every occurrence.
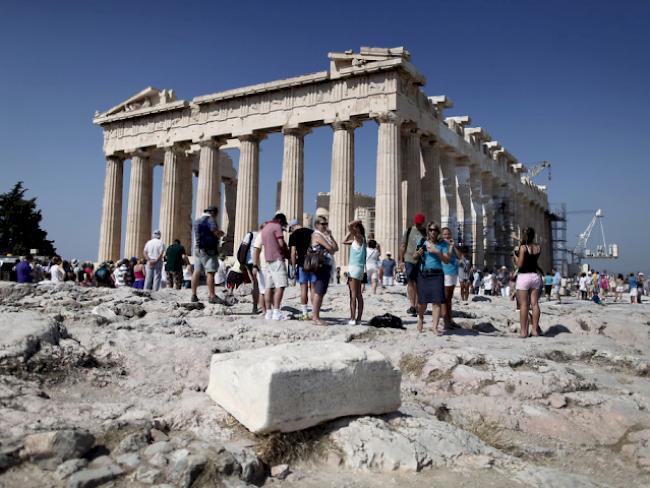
[399,213,427,316]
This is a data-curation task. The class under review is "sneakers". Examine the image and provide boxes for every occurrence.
[407,306,417,316]
[191,295,199,303]
[298,313,312,321]
[347,319,359,326]
[264,310,273,320]
[272,310,291,321]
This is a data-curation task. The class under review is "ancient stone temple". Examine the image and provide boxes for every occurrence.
[94,47,552,271]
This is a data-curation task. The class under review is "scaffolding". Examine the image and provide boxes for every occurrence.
[550,203,568,276]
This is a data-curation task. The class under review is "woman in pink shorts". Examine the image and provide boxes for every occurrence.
[515,227,542,338]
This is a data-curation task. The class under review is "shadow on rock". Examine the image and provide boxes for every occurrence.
[545,324,572,337]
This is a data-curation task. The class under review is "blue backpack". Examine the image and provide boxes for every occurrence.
[197,216,219,251]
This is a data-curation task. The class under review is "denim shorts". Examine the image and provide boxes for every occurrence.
[297,266,316,285]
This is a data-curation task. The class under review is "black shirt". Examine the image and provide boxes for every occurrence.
[288,227,314,268]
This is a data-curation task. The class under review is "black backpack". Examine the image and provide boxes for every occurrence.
[369,313,405,330]
[236,232,254,266]
[197,216,219,251]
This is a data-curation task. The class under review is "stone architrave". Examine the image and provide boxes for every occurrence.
[159,146,184,247]
[124,150,152,259]
[98,156,124,262]
[280,127,310,223]
[195,139,224,218]
[221,178,237,255]
[234,134,263,247]
[401,124,422,228]
[206,341,401,434]
[439,151,457,234]
[329,120,357,264]
[420,137,440,225]
[374,112,402,257]
[455,161,472,246]
[469,166,484,267]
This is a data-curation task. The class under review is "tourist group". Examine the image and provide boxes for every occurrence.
[6,205,646,338]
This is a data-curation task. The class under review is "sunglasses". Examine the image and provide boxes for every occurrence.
[428,228,439,232]
[318,222,328,226]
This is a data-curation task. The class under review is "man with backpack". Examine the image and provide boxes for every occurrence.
[399,213,427,316]
[237,228,262,314]
[288,219,314,320]
[191,205,226,304]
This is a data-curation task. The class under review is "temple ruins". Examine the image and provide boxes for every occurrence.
[94,47,552,270]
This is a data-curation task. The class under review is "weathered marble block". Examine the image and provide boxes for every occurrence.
[206,341,401,434]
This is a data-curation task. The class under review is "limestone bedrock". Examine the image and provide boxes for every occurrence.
[206,341,401,433]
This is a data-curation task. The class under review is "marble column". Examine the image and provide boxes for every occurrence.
[499,184,512,266]
[481,174,496,269]
[234,134,262,247]
[280,127,309,223]
[439,151,457,233]
[401,124,422,229]
[374,112,402,258]
[455,162,472,245]
[159,145,184,247]
[329,121,357,264]
[124,150,152,259]
[179,153,194,251]
[469,166,484,268]
[98,156,124,262]
[195,139,223,218]
[221,178,237,255]
[420,138,441,225]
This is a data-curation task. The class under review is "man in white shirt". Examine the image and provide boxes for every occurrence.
[144,230,165,291]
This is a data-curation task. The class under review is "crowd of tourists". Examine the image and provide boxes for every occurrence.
[5,205,646,335]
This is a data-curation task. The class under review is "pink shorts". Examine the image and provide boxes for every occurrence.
[516,272,542,291]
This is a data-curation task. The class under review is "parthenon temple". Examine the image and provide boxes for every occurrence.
[94,46,552,271]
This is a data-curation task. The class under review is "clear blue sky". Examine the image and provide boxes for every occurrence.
[1,0,648,273]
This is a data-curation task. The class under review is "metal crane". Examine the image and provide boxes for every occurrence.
[573,209,619,259]
[523,160,551,183]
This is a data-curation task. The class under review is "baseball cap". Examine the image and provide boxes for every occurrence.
[205,205,218,213]
[414,213,426,225]
[386,251,392,255]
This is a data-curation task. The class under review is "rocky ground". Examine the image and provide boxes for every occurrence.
[1,281,649,488]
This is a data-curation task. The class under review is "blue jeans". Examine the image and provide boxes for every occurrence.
[145,261,163,291]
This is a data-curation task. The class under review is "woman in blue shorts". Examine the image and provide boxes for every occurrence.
[343,220,367,325]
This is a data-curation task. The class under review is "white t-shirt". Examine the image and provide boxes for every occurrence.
[252,232,267,267]
[579,276,588,291]
[182,264,192,281]
[216,259,228,285]
[144,238,165,261]
[483,273,494,291]
[50,264,64,283]
[113,267,127,287]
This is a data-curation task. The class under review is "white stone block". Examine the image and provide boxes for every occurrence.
[206,341,401,434]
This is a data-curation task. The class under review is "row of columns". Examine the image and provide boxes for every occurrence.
[99,113,550,271]
[98,143,236,263]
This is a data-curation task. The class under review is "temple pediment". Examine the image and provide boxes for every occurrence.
[98,87,177,117]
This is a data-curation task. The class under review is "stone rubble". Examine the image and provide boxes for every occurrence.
[1,282,650,487]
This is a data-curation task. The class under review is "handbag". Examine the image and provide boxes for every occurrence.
[303,247,327,272]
